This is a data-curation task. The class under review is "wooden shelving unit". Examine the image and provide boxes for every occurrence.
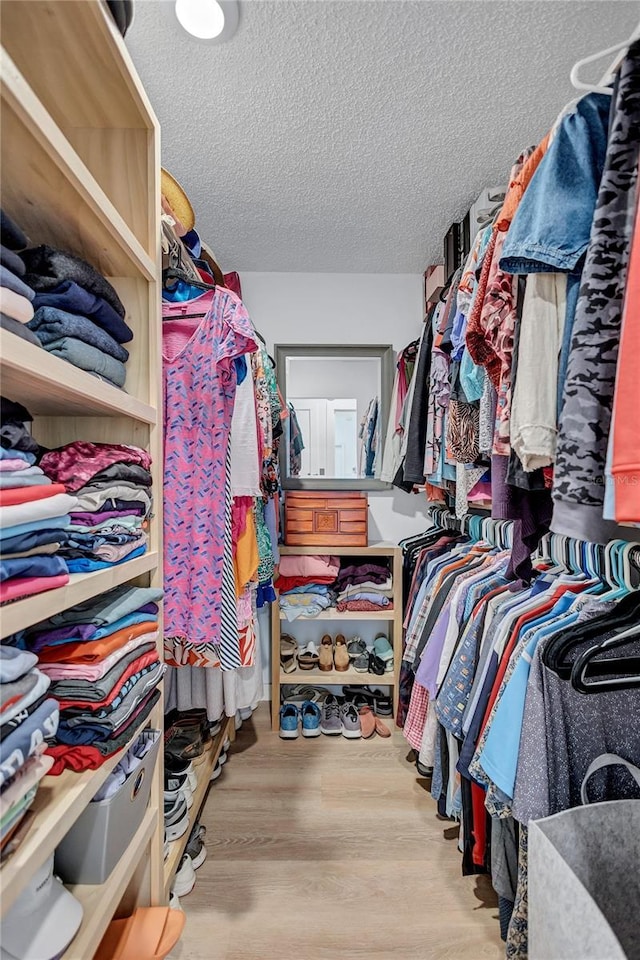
[0,2,164,955]
[162,717,234,900]
[271,543,403,730]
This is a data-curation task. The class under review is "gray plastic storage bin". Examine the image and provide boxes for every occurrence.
[55,729,161,885]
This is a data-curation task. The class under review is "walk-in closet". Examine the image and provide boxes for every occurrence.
[0,1,639,958]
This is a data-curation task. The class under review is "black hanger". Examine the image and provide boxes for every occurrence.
[162,267,217,292]
[162,268,217,320]
[570,629,640,693]
[543,591,640,679]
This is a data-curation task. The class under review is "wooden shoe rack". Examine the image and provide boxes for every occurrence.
[271,544,403,730]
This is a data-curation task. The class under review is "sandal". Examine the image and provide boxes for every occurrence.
[297,640,320,670]
[281,685,327,705]
[280,634,298,674]
[373,634,394,673]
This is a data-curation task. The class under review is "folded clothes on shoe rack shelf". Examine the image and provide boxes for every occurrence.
[276,553,394,621]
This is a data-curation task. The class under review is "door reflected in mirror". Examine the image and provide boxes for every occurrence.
[276,346,393,488]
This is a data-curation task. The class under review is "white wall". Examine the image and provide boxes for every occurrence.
[241,272,431,542]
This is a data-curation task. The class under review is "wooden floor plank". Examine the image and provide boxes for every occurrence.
[169,705,503,960]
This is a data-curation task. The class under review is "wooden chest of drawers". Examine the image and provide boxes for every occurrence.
[284,491,368,546]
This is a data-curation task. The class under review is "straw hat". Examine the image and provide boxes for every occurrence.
[161,168,195,232]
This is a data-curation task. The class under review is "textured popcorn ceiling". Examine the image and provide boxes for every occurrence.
[128,0,640,273]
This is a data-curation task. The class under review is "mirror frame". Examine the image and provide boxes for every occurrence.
[275,343,394,491]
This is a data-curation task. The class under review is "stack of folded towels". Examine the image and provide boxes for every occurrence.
[0,399,77,604]
[14,584,164,772]
[0,646,58,861]
[40,441,152,574]
[276,554,339,621]
[334,559,393,612]
[0,208,134,389]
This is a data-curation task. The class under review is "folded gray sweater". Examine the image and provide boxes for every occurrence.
[45,336,126,387]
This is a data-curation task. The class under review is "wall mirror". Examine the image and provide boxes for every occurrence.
[275,344,394,490]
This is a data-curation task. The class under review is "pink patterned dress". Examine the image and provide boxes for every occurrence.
[162,289,257,662]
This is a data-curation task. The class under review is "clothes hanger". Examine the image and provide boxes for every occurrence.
[569,24,640,95]
[162,267,217,320]
[163,266,217,292]
[570,624,640,693]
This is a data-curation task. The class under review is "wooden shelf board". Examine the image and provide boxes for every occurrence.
[279,543,398,556]
[1,1,158,132]
[63,808,157,960]
[0,725,159,915]
[1,50,155,281]
[0,330,156,422]
[281,668,395,686]
[163,718,233,899]
[0,552,159,639]
[279,609,395,621]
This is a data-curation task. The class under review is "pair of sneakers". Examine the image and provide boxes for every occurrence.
[164,754,198,842]
[279,700,322,738]
[321,694,361,738]
[170,823,207,900]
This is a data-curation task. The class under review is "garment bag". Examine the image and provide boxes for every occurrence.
[529,753,640,960]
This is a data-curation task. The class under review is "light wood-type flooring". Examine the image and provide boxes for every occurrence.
[170,704,504,960]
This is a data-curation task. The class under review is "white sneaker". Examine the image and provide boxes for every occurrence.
[219,750,228,766]
[184,763,198,793]
[234,711,243,731]
[210,760,223,782]
[239,706,253,721]
[165,785,194,810]
[172,854,196,898]
[169,892,182,910]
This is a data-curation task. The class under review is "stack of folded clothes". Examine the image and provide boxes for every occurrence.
[0,210,41,348]
[334,559,393,612]
[0,399,77,604]
[0,647,58,861]
[275,554,339,621]
[39,441,152,573]
[17,242,133,389]
[14,584,164,772]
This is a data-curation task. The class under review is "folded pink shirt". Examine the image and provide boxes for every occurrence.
[0,573,69,604]
[38,634,156,681]
[278,554,340,579]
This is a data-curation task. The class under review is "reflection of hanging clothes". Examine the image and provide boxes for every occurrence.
[287,402,305,477]
[359,397,379,478]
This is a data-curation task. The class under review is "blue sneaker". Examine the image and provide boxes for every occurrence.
[279,703,299,739]
[300,700,321,738]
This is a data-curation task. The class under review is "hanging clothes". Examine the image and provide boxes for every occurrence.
[162,290,257,665]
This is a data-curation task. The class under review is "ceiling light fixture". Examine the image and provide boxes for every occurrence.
[174,0,239,42]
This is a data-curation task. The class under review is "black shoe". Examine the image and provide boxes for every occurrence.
[342,685,392,716]
[416,759,433,778]
[165,708,211,743]
[367,653,386,676]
